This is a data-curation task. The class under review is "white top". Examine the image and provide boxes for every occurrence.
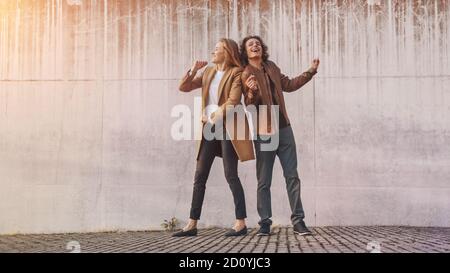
[205,70,225,123]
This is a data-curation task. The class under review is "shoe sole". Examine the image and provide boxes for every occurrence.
[294,231,312,236]
[225,233,247,237]
[256,233,271,236]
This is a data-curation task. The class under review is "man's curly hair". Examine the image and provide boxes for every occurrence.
[239,35,270,66]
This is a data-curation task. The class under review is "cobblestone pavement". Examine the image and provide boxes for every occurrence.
[1,226,449,253]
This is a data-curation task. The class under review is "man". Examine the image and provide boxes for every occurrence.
[240,35,320,236]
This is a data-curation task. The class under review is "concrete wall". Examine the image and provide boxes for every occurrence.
[1,0,449,234]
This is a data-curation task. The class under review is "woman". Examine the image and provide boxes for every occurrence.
[173,38,254,237]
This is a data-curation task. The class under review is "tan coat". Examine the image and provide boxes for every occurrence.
[241,60,317,135]
[179,66,255,162]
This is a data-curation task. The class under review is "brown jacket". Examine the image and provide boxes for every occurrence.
[241,60,317,135]
[179,66,255,162]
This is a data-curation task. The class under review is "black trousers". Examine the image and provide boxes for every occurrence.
[189,136,247,220]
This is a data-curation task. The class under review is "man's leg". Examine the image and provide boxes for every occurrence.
[276,126,306,226]
[255,136,277,228]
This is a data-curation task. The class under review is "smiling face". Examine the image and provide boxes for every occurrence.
[245,38,263,60]
[211,42,226,64]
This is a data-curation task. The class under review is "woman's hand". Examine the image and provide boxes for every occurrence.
[202,113,215,124]
[201,114,208,124]
[191,61,208,74]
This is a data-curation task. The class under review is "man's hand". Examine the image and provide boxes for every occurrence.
[245,74,258,97]
[191,60,208,74]
[311,58,320,71]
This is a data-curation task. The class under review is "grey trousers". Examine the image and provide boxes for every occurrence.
[254,125,305,226]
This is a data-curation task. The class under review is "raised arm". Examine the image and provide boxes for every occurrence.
[179,61,208,92]
[280,59,320,92]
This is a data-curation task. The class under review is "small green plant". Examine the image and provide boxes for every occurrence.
[161,217,178,232]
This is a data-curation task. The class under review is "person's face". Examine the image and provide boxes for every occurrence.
[211,42,226,64]
[245,38,263,59]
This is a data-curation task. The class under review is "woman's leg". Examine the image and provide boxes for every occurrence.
[173,138,219,237]
[221,139,247,231]
[187,138,218,226]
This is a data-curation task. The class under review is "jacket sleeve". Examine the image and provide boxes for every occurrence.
[179,68,205,92]
[280,67,317,93]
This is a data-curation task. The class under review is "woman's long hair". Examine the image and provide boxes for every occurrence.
[219,38,242,68]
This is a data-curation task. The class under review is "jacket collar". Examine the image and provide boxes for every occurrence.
[202,66,233,106]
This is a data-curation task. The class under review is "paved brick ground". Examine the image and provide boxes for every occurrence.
[1,226,449,253]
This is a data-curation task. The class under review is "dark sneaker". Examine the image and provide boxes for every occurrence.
[224,226,248,237]
[172,228,198,237]
[256,225,271,236]
[293,221,312,236]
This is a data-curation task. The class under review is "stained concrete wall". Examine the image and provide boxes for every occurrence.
[0,0,449,234]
